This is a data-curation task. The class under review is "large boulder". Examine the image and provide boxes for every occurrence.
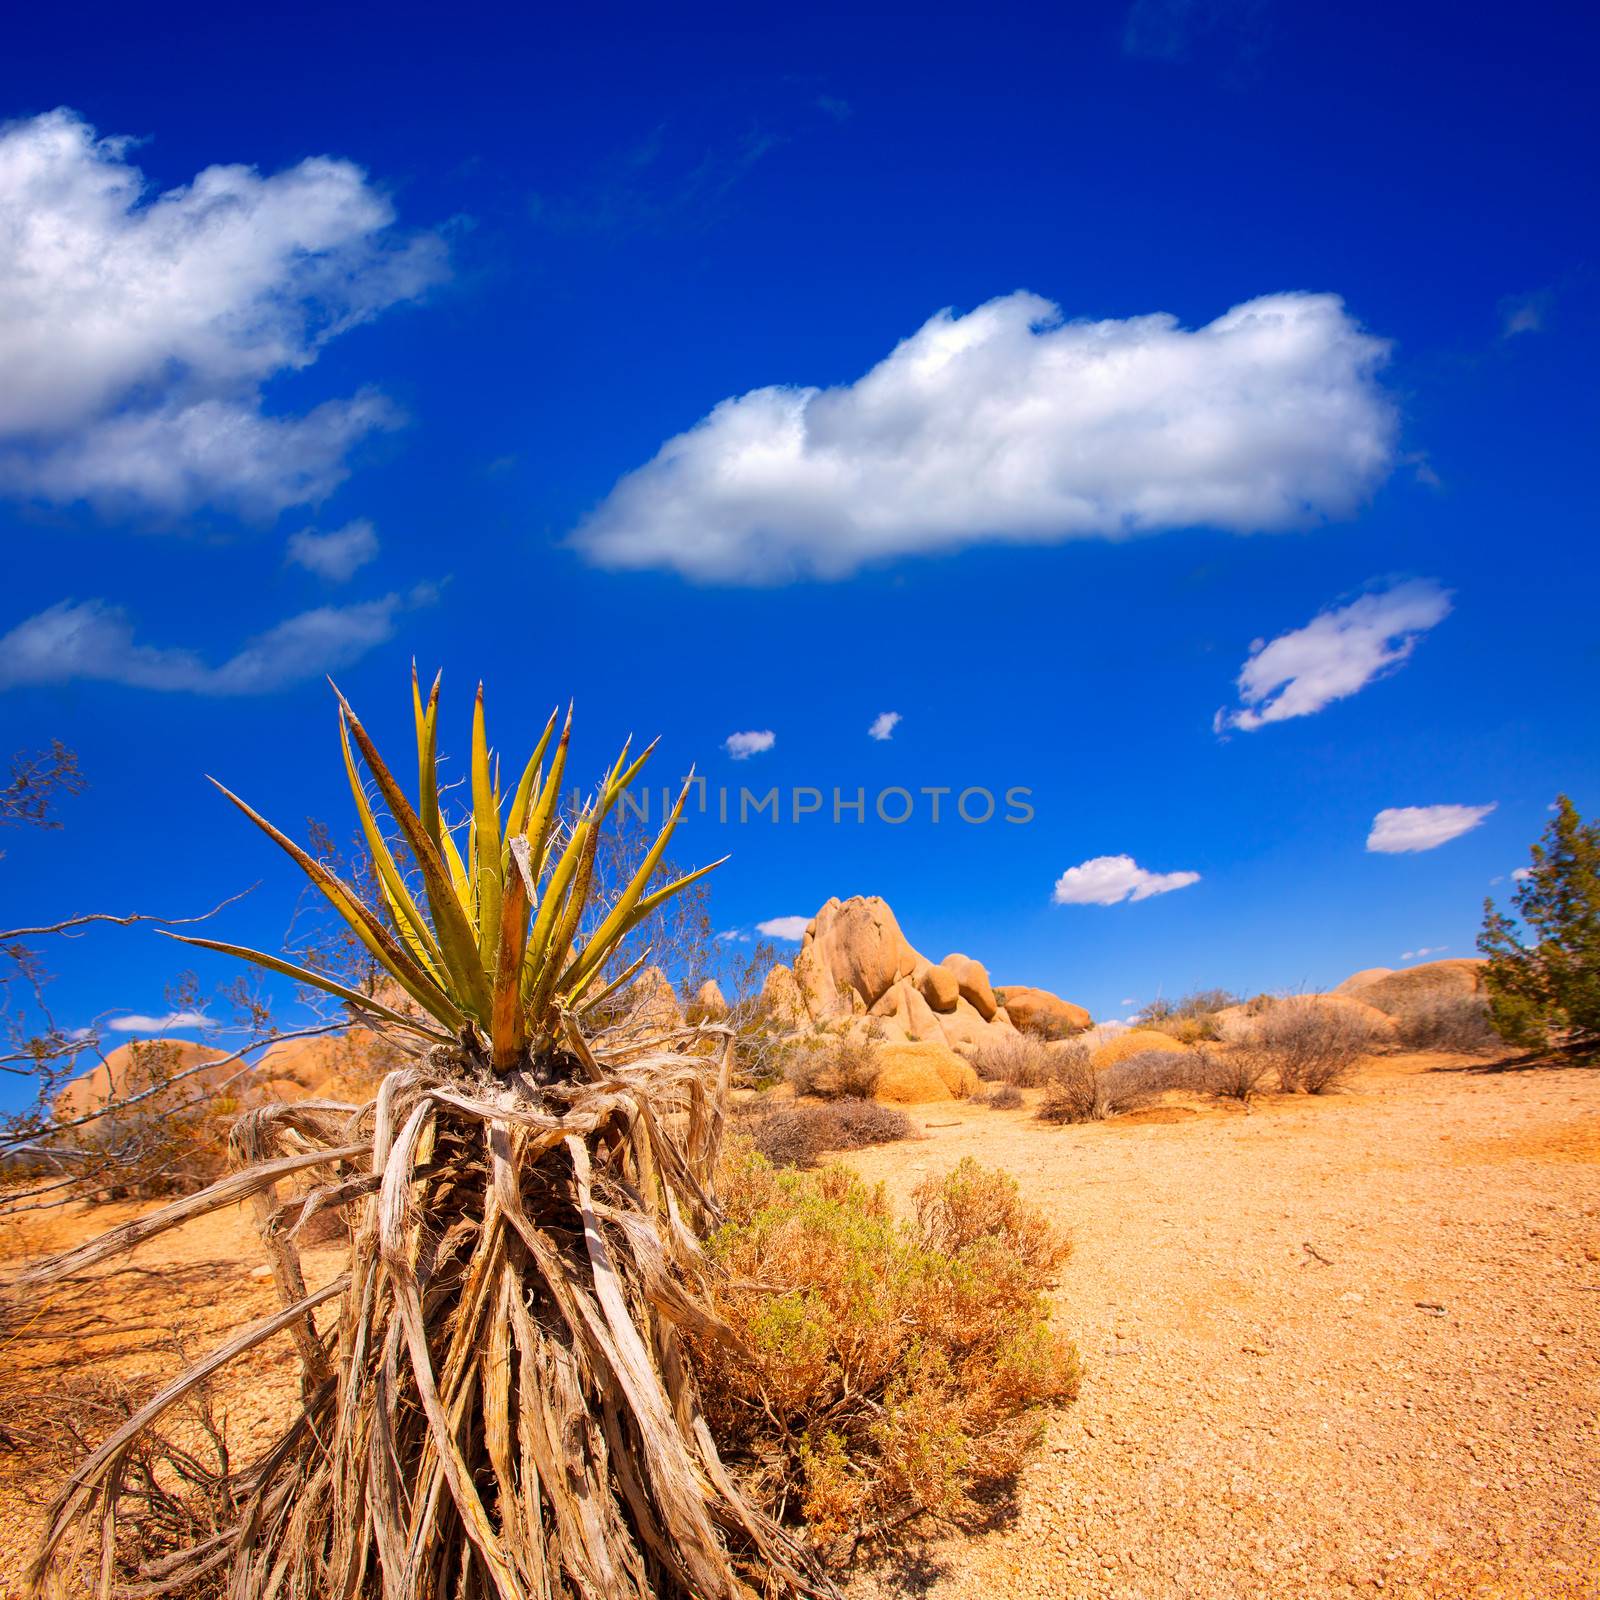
[55,1038,227,1125]
[1339,959,1485,1016]
[869,975,945,1043]
[629,966,686,1033]
[688,979,730,1022]
[1332,967,1394,995]
[939,953,999,1020]
[938,995,1016,1054]
[760,964,810,1030]
[793,896,921,1023]
[1089,1029,1190,1071]
[995,985,1092,1037]
[872,1041,980,1105]
[917,962,960,1014]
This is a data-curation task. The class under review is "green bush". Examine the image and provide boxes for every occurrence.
[696,1154,1080,1563]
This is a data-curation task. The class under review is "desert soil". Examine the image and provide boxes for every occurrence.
[1,1050,1596,1600]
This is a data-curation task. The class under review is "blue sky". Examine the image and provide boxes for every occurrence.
[1,0,1596,1076]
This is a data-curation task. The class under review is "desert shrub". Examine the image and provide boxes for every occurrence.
[1036,1048,1203,1123]
[1015,1012,1082,1042]
[744,1097,911,1168]
[783,1032,883,1099]
[696,1153,1080,1562]
[985,1083,1023,1109]
[974,1036,1067,1087]
[1257,1000,1381,1093]
[1139,988,1238,1042]
[1197,1044,1274,1101]
[1392,993,1499,1053]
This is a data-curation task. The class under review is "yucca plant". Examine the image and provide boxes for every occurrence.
[21,674,835,1600]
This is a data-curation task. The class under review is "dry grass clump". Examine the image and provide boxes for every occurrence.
[1391,994,1499,1053]
[984,1083,1024,1110]
[783,1033,883,1100]
[1257,999,1381,1092]
[694,1154,1080,1564]
[743,1098,912,1169]
[1037,1047,1204,1123]
[972,1036,1063,1087]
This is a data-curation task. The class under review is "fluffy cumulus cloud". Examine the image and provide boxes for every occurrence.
[0,588,431,694]
[573,290,1396,582]
[107,1010,210,1033]
[1216,579,1451,733]
[756,915,810,941]
[867,710,901,741]
[724,729,775,760]
[0,108,444,513]
[287,518,381,581]
[1052,854,1201,906]
[1367,804,1496,854]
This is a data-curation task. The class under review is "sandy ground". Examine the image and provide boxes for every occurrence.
[844,1053,1600,1600]
[0,1050,1595,1599]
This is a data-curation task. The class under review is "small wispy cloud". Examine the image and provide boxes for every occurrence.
[1402,946,1448,960]
[1500,289,1552,338]
[287,519,380,582]
[715,928,750,943]
[107,1009,209,1033]
[756,915,810,941]
[1367,804,1496,854]
[1216,579,1451,733]
[1052,854,1200,906]
[0,588,432,695]
[867,711,901,742]
[724,730,775,760]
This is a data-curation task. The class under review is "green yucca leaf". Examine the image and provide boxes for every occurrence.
[338,710,446,981]
[334,690,492,1022]
[504,706,559,846]
[411,664,443,853]
[157,931,456,1043]
[204,778,467,1030]
[470,684,503,972]
[562,771,695,994]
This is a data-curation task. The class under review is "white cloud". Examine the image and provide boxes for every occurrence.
[0,108,443,512]
[1402,946,1448,960]
[287,518,381,581]
[1512,867,1532,881]
[724,729,775,760]
[867,710,901,741]
[573,290,1395,582]
[0,589,429,694]
[756,915,810,941]
[715,928,750,943]
[1367,804,1496,854]
[108,1010,209,1033]
[1216,579,1451,732]
[1052,854,1200,906]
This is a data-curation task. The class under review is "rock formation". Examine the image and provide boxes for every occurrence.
[757,895,1091,1057]
[994,985,1092,1037]
[1088,1028,1191,1071]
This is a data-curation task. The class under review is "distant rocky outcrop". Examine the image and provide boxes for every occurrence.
[755,895,1091,1057]
[688,979,730,1022]
[994,986,1092,1038]
[1333,958,1485,1016]
[1210,993,1399,1048]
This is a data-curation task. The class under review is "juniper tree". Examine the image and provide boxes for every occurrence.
[1478,795,1600,1053]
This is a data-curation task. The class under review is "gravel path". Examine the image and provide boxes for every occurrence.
[844,1053,1600,1600]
